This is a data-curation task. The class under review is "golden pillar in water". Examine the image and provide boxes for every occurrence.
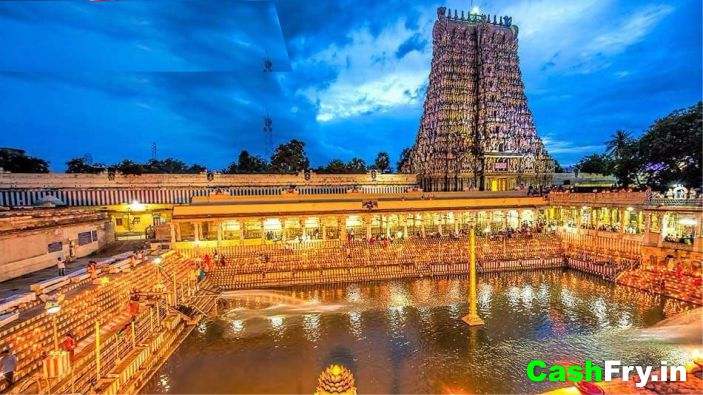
[314,364,357,395]
[462,227,484,326]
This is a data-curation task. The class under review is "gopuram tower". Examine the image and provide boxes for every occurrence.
[406,7,554,192]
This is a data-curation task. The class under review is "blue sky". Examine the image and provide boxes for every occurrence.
[0,0,700,171]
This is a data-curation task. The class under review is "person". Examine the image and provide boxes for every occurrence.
[88,260,98,280]
[0,347,17,386]
[57,256,66,276]
[60,333,76,361]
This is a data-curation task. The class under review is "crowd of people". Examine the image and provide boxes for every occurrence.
[187,230,565,288]
[617,254,703,304]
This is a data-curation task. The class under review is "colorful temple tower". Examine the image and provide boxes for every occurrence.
[407,7,554,191]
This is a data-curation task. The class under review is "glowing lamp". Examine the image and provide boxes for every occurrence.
[45,302,61,315]
[153,257,163,265]
[626,206,634,211]
[98,276,110,286]
[128,200,146,212]
[679,218,697,226]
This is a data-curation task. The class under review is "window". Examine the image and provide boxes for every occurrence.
[115,218,124,226]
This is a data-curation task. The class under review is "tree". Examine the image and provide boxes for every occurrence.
[346,157,367,174]
[638,102,702,189]
[372,152,391,173]
[316,159,348,174]
[0,148,49,173]
[113,160,145,175]
[226,150,269,174]
[553,158,564,173]
[270,139,309,173]
[397,147,413,173]
[605,130,641,186]
[575,154,612,175]
[66,156,104,174]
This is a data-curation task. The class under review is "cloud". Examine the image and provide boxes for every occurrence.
[298,16,434,122]
[395,33,428,59]
[586,5,674,56]
[543,137,605,155]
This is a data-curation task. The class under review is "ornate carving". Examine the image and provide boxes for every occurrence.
[407,8,553,189]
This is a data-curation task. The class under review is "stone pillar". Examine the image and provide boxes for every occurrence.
[175,222,181,242]
[301,217,307,239]
[216,221,222,246]
[403,214,409,239]
[365,215,372,239]
[322,218,327,241]
[420,213,426,238]
[239,220,245,242]
[340,216,348,241]
[194,222,200,242]
[281,217,287,242]
[620,209,627,234]
[170,222,176,243]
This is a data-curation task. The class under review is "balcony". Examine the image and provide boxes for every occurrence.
[548,191,648,206]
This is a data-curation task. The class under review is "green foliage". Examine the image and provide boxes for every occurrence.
[269,139,309,173]
[553,158,564,173]
[112,160,145,175]
[346,157,367,174]
[605,130,640,187]
[372,152,391,173]
[66,156,105,174]
[397,147,413,173]
[111,158,206,175]
[572,101,702,189]
[0,148,49,173]
[315,159,347,174]
[638,102,702,189]
[225,150,269,174]
[575,154,613,175]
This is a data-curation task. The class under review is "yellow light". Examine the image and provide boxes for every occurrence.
[153,257,162,265]
[99,276,110,286]
[45,302,60,315]
[128,200,146,212]
[330,365,342,376]
[304,217,320,228]
[263,218,282,231]
[626,206,634,211]
[679,218,697,226]
[346,215,362,227]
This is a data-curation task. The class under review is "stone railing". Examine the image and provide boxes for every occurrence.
[0,172,418,189]
[648,197,703,208]
[548,191,649,206]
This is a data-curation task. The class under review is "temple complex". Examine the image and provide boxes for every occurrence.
[0,4,700,394]
[406,7,554,191]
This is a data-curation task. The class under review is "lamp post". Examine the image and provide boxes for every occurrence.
[45,300,61,350]
[462,227,484,326]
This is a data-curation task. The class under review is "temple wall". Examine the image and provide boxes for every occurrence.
[0,172,418,189]
[0,219,113,282]
[0,172,419,207]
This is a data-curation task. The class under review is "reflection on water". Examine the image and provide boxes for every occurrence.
[141,270,697,394]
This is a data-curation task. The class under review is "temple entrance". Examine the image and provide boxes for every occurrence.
[489,178,509,191]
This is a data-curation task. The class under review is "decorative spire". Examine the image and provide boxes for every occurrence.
[314,364,357,395]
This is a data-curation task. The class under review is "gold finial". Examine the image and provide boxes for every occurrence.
[314,364,357,395]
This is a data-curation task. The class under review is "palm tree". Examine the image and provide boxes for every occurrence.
[606,130,632,159]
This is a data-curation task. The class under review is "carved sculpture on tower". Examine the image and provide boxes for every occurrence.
[406,6,554,191]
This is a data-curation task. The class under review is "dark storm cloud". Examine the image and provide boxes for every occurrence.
[395,33,428,59]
